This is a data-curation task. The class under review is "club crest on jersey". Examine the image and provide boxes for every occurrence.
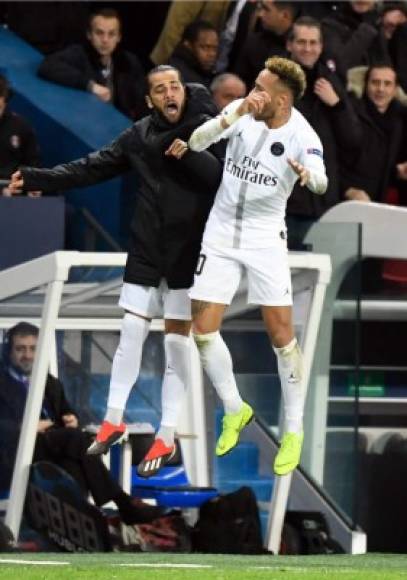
[270,142,284,156]
[307,148,323,157]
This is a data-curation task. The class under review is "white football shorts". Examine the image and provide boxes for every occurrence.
[189,241,292,306]
[119,279,191,320]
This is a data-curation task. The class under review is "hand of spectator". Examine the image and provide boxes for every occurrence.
[38,419,54,433]
[382,10,407,39]
[288,158,310,186]
[9,170,25,195]
[165,139,188,159]
[396,162,407,180]
[237,90,271,117]
[27,191,42,198]
[314,78,340,107]
[345,187,371,202]
[62,413,79,429]
[91,83,112,103]
[2,186,14,196]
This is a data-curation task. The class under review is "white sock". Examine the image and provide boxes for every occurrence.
[273,337,304,434]
[158,333,191,447]
[194,331,243,415]
[105,407,123,425]
[106,313,150,420]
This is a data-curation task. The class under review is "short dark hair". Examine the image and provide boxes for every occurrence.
[146,65,183,92]
[365,62,398,86]
[182,20,217,43]
[273,1,301,21]
[88,7,121,30]
[0,74,11,101]
[6,322,39,350]
[288,16,322,41]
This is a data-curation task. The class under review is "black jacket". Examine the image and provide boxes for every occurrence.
[388,23,407,94]
[340,95,407,202]
[169,45,214,88]
[322,5,388,81]
[0,370,74,428]
[38,42,146,120]
[233,28,288,89]
[0,108,40,179]
[287,62,362,219]
[20,84,223,289]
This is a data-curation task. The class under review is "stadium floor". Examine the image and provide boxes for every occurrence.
[0,553,407,579]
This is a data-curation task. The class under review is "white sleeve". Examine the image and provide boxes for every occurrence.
[297,131,328,195]
[188,98,244,152]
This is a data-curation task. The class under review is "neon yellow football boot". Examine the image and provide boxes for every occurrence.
[216,401,254,456]
[273,431,304,476]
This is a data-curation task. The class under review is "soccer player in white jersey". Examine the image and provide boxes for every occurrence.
[167,56,327,475]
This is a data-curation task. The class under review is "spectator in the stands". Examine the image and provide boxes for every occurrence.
[341,64,407,204]
[0,322,163,524]
[4,1,89,54]
[210,73,247,110]
[215,0,260,73]
[168,21,219,88]
[0,75,41,197]
[38,7,145,120]
[321,1,388,81]
[234,0,299,89]
[150,0,230,66]
[284,17,363,248]
[380,2,407,94]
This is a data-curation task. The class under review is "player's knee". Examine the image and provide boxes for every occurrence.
[269,322,294,347]
[164,319,191,336]
[193,331,219,352]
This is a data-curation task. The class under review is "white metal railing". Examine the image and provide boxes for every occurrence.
[0,250,331,554]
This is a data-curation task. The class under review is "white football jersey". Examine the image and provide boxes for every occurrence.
[203,105,327,249]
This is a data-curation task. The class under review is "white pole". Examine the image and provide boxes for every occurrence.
[266,268,330,554]
[5,280,65,540]
[178,340,209,487]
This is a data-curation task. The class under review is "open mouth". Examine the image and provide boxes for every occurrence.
[164,102,179,117]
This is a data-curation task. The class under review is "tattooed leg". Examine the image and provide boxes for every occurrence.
[191,300,227,334]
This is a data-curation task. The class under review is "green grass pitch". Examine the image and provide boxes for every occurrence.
[1,553,407,580]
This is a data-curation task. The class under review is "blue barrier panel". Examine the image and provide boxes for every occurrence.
[0,26,134,244]
[0,197,65,269]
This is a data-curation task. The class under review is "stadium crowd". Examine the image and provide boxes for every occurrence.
[0,1,406,241]
[1,0,407,550]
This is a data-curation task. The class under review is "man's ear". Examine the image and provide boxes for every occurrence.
[145,95,154,109]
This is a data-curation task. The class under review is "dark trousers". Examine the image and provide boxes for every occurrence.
[35,427,122,506]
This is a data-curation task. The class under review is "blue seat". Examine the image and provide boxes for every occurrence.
[130,435,218,508]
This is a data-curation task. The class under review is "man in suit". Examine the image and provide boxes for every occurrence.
[0,322,163,524]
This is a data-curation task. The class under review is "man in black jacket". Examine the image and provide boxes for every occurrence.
[285,17,363,248]
[169,21,219,89]
[38,8,145,120]
[9,65,223,478]
[341,64,407,203]
[0,75,41,196]
[234,0,299,89]
[0,322,163,524]
[321,1,388,81]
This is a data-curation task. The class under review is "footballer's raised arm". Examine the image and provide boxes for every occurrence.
[188,99,244,152]
[189,90,272,152]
